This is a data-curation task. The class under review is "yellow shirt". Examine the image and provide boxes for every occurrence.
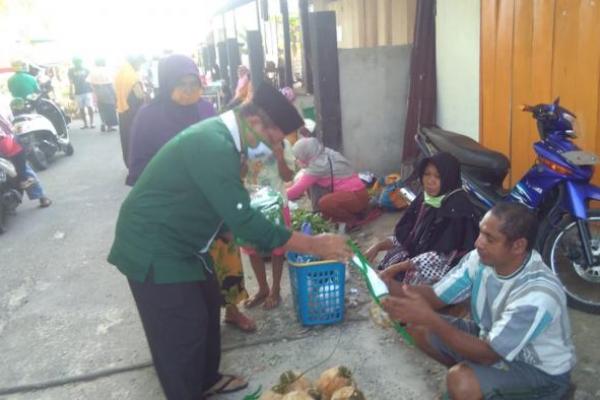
[114,63,139,113]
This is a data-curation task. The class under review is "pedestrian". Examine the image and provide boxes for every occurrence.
[0,113,51,207]
[7,60,40,100]
[68,58,95,129]
[88,59,118,132]
[382,202,576,400]
[114,55,146,167]
[108,82,351,400]
[126,54,255,332]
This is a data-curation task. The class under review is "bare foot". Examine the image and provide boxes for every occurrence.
[224,307,256,332]
[263,291,281,310]
[244,291,269,308]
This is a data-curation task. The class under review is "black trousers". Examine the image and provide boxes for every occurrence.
[128,272,222,400]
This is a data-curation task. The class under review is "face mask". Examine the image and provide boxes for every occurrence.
[424,192,445,208]
[171,87,202,106]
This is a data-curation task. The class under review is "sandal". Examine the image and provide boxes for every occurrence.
[204,374,248,397]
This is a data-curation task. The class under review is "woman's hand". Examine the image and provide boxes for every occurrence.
[379,260,412,284]
[364,243,381,263]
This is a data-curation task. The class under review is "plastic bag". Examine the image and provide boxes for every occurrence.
[235,187,285,246]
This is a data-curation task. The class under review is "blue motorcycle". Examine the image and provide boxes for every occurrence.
[415,99,600,313]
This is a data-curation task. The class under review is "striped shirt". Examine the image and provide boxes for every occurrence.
[434,250,576,375]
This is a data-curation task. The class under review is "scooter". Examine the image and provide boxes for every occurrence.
[10,90,73,170]
[0,156,22,234]
[411,98,600,314]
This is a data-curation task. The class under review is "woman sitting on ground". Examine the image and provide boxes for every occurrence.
[287,137,369,228]
[364,152,478,285]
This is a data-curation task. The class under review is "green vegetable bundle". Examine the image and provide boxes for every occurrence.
[291,209,334,234]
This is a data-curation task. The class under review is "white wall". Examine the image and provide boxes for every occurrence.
[436,0,480,141]
[339,45,412,176]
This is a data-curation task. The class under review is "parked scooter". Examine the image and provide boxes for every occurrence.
[0,156,22,234]
[409,99,600,313]
[10,90,73,170]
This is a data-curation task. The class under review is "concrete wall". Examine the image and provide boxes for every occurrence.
[436,0,480,141]
[339,45,411,176]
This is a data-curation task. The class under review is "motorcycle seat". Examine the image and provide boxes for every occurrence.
[421,126,510,173]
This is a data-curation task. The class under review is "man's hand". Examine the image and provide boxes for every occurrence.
[379,260,411,284]
[272,142,285,161]
[381,285,438,327]
[312,233,352,262]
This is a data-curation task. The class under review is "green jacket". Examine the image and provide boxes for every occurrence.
[7,72,40,99]
[107,115,292,283]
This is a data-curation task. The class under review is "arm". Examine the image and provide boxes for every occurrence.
[284,231,351,261]
[382,286,500,365]
[183,132,349,262]
[286,172,319,200]
[364,237,394,262]
[272,142,295,182]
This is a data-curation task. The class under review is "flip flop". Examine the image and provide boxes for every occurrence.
[205,374,248,397]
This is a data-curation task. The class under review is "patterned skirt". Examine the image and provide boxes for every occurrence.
[377,237,453,286]
[210,239,249,307]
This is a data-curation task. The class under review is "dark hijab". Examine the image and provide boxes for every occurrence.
[417,152,461,195]
[126,55,216,186]
[394,152,478,261]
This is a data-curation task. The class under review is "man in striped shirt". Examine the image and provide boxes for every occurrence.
[382,202,575,400]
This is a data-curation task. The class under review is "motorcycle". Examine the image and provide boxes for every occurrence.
[411,98,600,314]
[10,90,73,170]
[0,156,22,234]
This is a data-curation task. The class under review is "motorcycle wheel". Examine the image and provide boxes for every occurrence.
[543,210,600,314]
[29,146,49,170]
[65,143,74,156]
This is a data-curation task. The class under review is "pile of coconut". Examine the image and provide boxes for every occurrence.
[260,366,365,400]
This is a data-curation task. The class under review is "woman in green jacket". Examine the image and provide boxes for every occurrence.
[108,83,350,399]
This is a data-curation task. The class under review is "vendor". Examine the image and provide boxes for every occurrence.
[107,82,351,400]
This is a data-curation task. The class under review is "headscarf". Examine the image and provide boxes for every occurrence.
[393,151,477,260]
[126,54,216,186]
[292,137,354,178]
[417,152,461,196]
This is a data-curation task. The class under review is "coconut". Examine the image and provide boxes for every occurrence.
[260,390,284,400]
[316,366,354,400]
[273,370,313,394]
[282,390,316,400]
[331,386,366,400]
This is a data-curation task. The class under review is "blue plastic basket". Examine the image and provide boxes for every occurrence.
[287,252,346,326]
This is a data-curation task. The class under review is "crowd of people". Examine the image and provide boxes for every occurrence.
[1,52,577,400]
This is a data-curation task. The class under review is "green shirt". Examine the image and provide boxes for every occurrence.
[107,115,292,283]
[7,72,40,99]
